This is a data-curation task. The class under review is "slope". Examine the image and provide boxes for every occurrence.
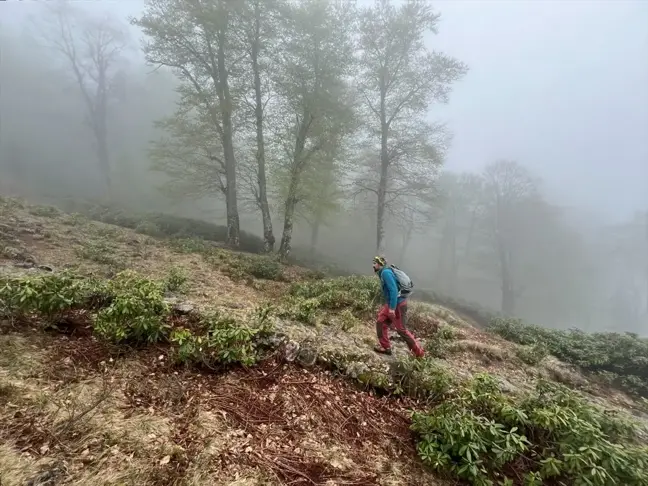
[1,196,647,486]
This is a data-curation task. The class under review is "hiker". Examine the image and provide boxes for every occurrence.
[372,255,425,358]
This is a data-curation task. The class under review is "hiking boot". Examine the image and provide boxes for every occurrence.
[373,345,392,356]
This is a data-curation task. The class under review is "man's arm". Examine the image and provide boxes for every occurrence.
[381,269,398,310]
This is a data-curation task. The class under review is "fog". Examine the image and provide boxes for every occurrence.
[1,0,647,334]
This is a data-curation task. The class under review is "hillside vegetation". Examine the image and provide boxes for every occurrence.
[1,196,648,486]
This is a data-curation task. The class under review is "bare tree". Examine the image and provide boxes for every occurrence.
[38,1,128,195]
[482,160,540,315]
[236,0,280,252]
[271,0,357,260]
[434,172,485,295]
[134,0,244,247]
[149,103,227,199]
[390,194,437,265]
[355,0,467,252]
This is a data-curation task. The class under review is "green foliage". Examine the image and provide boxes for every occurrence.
[93,271,170,344]
[289,276,381,314]
[336,308,360,331]
[164,267,188,293]
[277,275,380,326]
[168,237,214,254]
[75,240,123,268]
[412,376,648,486]
[426,324,457,358]
[0,272,89,321]
[170,306,274,368]
[62,212,88,227]
[245,257,283,281]
[489,317,648,397]
[134,220,162,237]
[515,342,549,366]
[391,357,456,400]
[1,269,276,368]
[28,204,61,218]
[167,237,285,282]
[65,203,265,253]
[208,250,285,282]
[279,296,321,325]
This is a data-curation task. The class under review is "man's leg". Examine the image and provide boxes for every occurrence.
[393,302,425,358]
[374,305,392,354]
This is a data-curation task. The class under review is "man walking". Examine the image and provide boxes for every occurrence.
[372,255,424,358]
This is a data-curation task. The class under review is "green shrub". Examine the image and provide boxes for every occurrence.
[134,220,161,237]
[0,272,89,321]
[169,237,214,254]
[515,342,549,366]
[276,276,380,326]
[28,205,60,218]
[62,212,88,226]
[277,296,321,325]
[210,251,285,282]
[244,256,283,281]
[93,271,170,344]
[94,225,120,239]
[337,308,360,331]
[75,240,123,268]
[64,202,266,253]
[426,324,457,358]
[288,275,381,315]
[391,357,455,400]
[170,306,274,368]
[489,317,648,397]
[164,267,188,293]
[412,376,648,486]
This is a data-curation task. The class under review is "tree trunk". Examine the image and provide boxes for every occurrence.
[216,21,240,248]
[94,121,111,196]
[92,77,111,197]
[279,188,298,259]
[279,114,310,259]
[447,203,458,295]
[376,75,389,253]
[398,224,413,265]
[310,218,321,258]
[251,0,274,253]
[500,246,516,316]
[496,202,515,315]
[463,208,478,264]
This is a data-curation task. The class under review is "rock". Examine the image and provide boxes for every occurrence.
[3,246,36,264]
[173,303,195,315]
[283,340,300,362]
[498,378,519,394]
[2,246,22,259]
[345,361,370,379]
[26,467,63,486]
[38,264,54,272]
[223,301,244,309]
[14,261,35,269]
[264,333,288,348]
[296,345,318,367]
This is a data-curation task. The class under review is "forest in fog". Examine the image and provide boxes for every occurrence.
[1,0,646,334]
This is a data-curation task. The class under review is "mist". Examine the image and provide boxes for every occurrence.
[1,0,647,335]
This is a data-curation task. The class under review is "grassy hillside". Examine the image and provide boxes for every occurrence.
[1,195,647,486]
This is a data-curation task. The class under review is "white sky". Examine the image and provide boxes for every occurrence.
[2,0,647,221]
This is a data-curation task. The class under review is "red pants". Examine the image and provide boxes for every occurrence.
[376,302,424,358]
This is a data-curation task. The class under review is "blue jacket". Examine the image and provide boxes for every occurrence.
[378,267,406,310]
